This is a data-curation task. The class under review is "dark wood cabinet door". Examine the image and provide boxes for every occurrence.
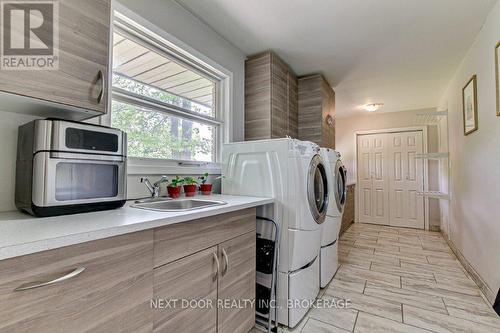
[245,51,299,140]
[153,246,218,333]
[298,74,336,148]
[217,232,256,333]
[271,54,288,138]
[0,0,111,114]
[287,71,299,138]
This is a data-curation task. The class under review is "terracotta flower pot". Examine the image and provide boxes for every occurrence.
[183,184,197,197]
[199,184,213,195]
[167,186,182,199]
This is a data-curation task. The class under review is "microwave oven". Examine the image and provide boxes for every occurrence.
[15,119,127,217]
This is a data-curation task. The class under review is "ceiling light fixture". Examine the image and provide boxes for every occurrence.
[364,103,384,112]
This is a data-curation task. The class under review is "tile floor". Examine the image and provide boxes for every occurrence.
[252,223,500,333]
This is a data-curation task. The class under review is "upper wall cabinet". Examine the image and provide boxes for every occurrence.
[244,51,298,140]
[0,0,111,120]
[298,74,335,149]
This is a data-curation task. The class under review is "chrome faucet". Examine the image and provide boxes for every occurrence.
[140,176,169,198]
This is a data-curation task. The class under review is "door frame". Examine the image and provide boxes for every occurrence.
[354,126,429,230]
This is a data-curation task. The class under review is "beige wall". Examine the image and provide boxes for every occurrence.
[335,108,441,227]
[437,0,500,300]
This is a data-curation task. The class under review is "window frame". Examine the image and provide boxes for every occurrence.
[101,8,234,174]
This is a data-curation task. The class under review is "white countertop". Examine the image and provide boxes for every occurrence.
[0,194,273,261]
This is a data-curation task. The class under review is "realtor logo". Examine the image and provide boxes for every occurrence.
[1,0,59,70]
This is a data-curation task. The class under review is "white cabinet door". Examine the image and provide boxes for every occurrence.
[357,133,389,225]
[388,131,424,229]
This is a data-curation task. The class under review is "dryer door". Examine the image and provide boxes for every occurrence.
[307,155,329,224]
[334,160,347,214]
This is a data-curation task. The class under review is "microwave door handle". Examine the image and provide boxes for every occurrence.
[49,152,125,162]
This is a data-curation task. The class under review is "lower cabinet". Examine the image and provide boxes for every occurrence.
[153,246,219,333]
[0,230,154,333]
[0,208,257,333]
[152,231,256,333]
[217,232,256,333]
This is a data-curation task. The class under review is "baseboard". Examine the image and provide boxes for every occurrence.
[429,225,440,232]
[442,232,496,305]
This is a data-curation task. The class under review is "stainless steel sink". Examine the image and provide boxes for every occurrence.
[131,198,227,212]
[134,197,172,204]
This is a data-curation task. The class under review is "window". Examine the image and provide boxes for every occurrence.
[111,14,225,163]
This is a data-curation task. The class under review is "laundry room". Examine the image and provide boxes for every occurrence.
[0,1,499,333]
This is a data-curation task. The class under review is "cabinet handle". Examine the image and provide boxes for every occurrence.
[212,252,220,281]
[14,267,86,292]
[96,70,104,104]
[222,248,229,276]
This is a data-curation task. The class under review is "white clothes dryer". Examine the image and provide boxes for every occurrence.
[222,138,329,328]
[319,148,347,288]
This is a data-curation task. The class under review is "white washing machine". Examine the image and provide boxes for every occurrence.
[222,138,329,328]
[319,148,347,288]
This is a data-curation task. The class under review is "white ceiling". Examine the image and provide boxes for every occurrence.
[176,0,497,117]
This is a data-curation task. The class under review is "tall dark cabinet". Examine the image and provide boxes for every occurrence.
[298,74,336,148]
[244,51,298,140]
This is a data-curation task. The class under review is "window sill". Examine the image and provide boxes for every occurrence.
[126,157,221,176]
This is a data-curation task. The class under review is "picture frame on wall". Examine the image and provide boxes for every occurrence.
[462,75,478,135]
[496,41,500,116]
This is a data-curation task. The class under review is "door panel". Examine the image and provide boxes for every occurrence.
[362,153,370,179]
[362,188,371,216]
[153,247,218,333]
[388,131,424,229]
[394,152,402,181]
[395,190,404,218]
[357,133,389,225]
[358,136,373,223]
[358,131,424,229]
[217,232,256,333]
[0,0,111,113]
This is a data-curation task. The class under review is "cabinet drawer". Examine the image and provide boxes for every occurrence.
[153,208,256,268]
[0,230,154,333]
[153,247,218,333]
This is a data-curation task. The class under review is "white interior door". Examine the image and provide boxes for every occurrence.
[357,134,389,225]
[357,130,425,229]
[388,131,424,229]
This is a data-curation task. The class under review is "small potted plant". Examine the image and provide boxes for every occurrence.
[198,173,224,195]
[182,177,198,197]
[198,172,212,195]
[167,176,184,199]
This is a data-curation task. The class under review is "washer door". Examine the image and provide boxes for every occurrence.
[334,160,347,213]
[307,155,329,224]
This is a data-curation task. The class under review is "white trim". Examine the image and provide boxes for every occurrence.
[127,157,221,175]
[355,126,427,135]
[354,126,430,230]
[113,88,223,126]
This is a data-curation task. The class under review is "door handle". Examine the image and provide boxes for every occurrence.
[14,267,86,292]
[212,252,220,281]
[96,70,104,104]
[221,248,229,276]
